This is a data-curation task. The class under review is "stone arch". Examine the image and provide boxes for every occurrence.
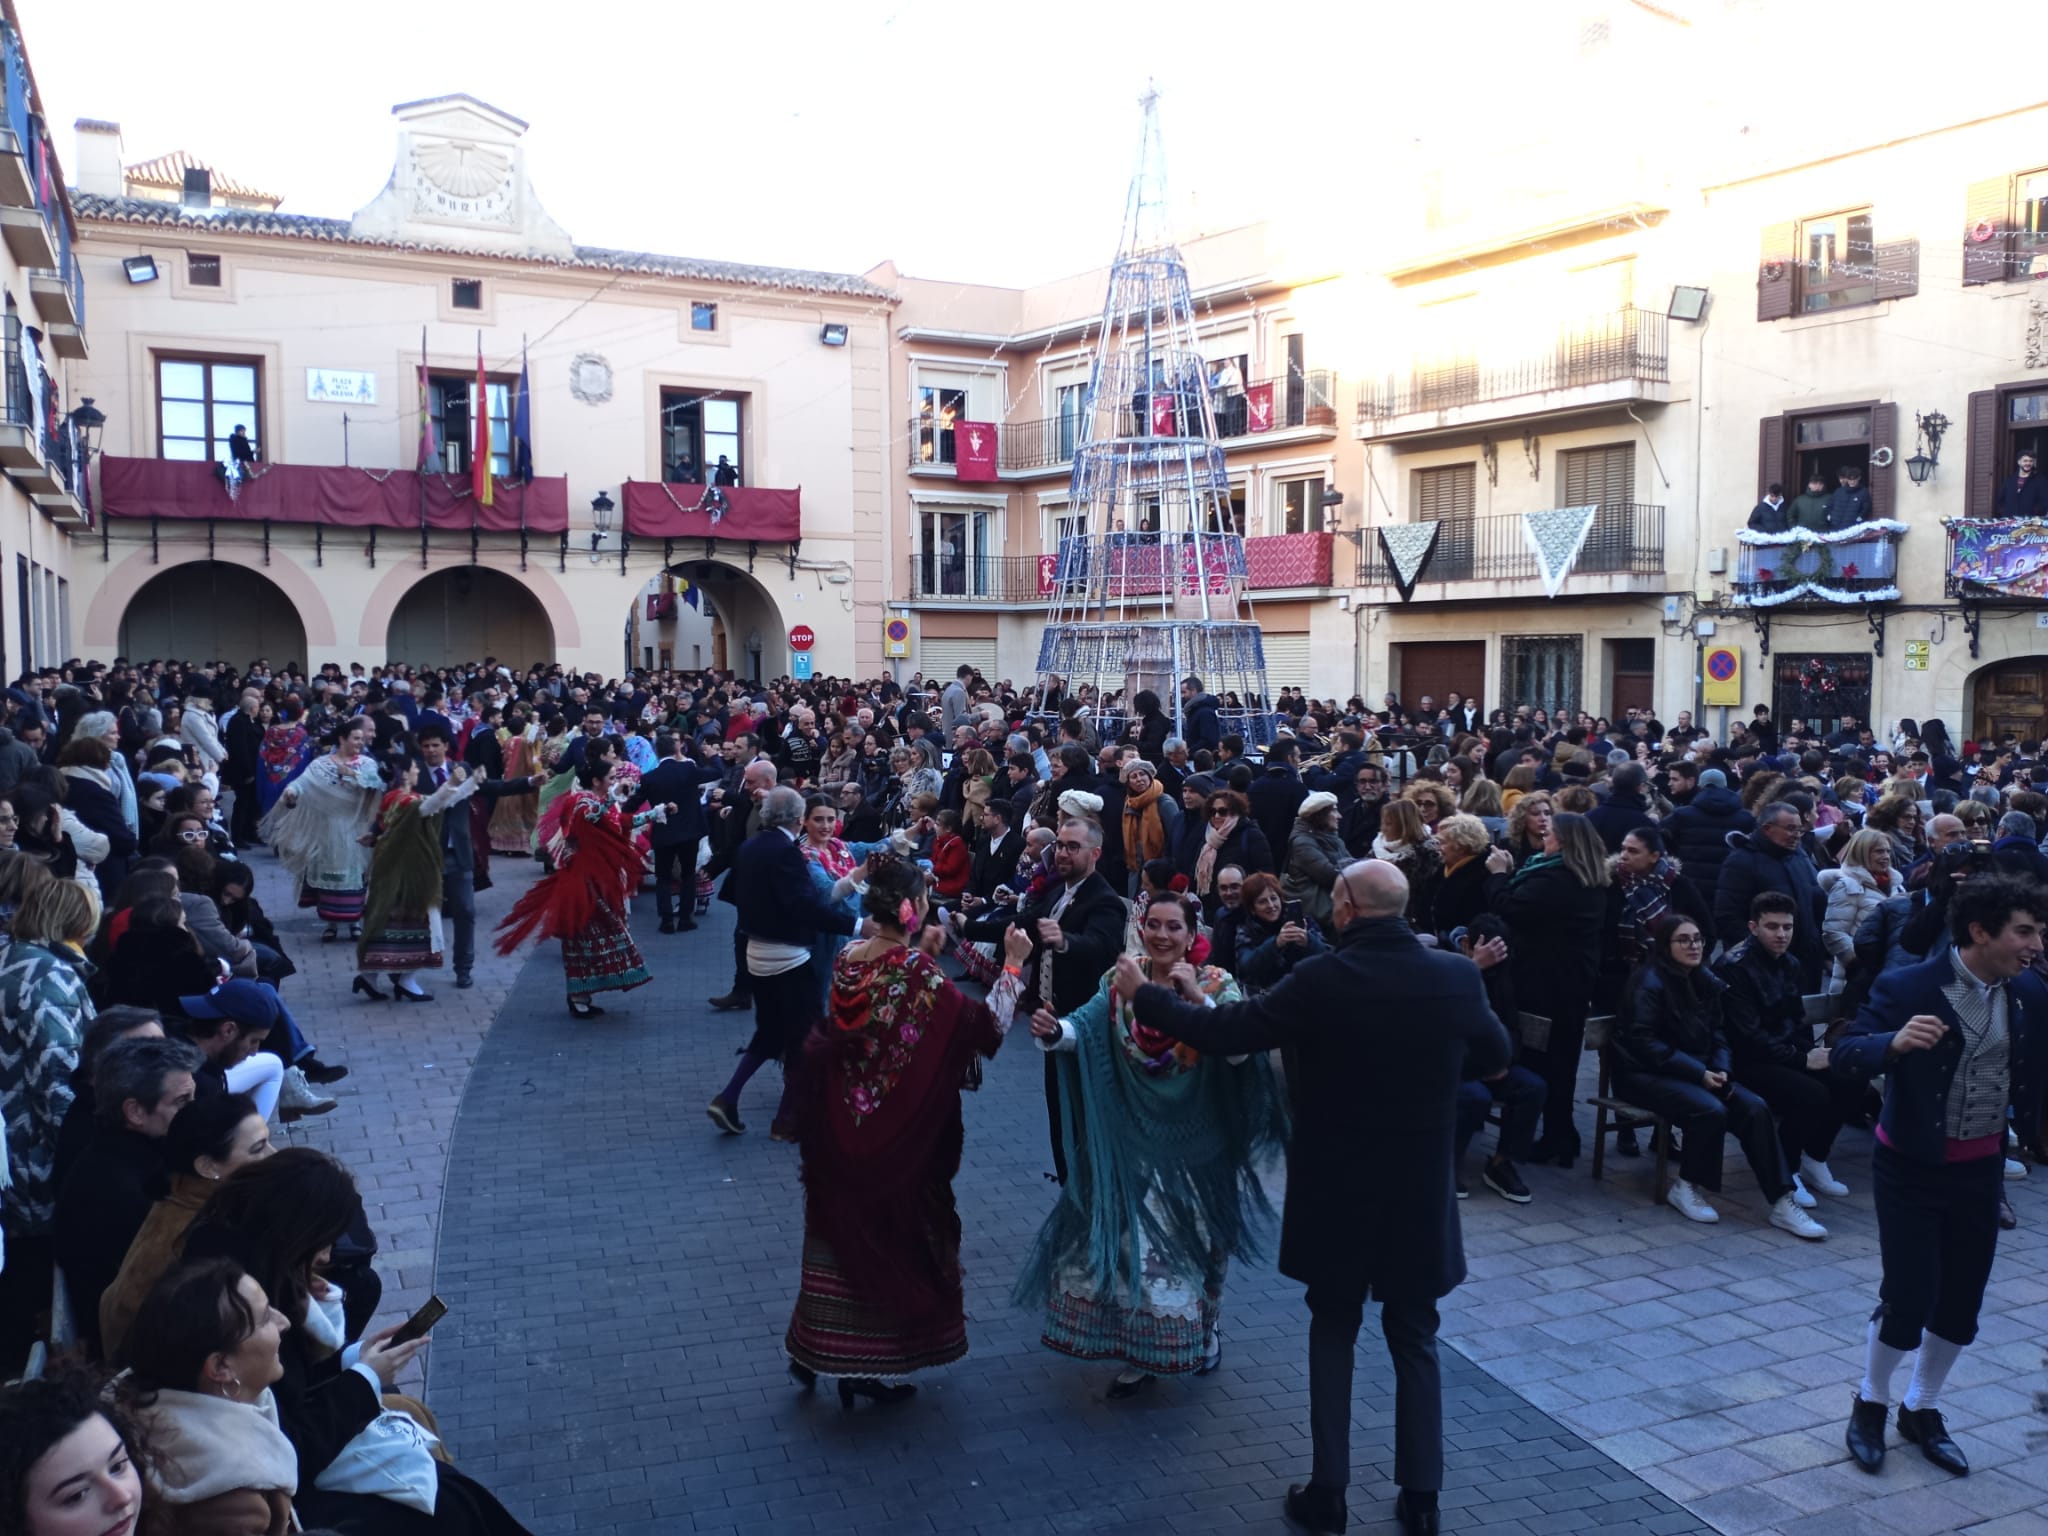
[358,560,581,661]
[84,548,339,658]
[1931,620,2044,726]
[381,566,557,670]
[659,559,793,680]
[111,561,314,667]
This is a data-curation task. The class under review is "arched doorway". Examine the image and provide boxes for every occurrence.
[632,561,786,680]
[119,562,308,667]
[386,566,554,670]
[1968,655,2048,744]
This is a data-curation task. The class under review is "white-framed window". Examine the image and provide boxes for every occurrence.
[917,503,1001,597]
[1055,381,1086,459]
[910,361,1001,467]
[1274,474,1327,535]
[157,355,261,466]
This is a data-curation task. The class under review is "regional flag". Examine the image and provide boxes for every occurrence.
[472,339,493,506]
[512,343,533,484]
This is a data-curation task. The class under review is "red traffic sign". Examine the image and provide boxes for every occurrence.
[885,618,910,643]
[1706,648,1738,682]
[788,625,816,652]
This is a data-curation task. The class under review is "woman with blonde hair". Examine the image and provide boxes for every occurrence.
[1373,798,1442,930]
[1459,777,1508,840]
[1402,780,1456,834]
[1500,763,1537,816]
[1817,827,1900,994]
[1503,788,1553,869]
[1739,771,1787,817]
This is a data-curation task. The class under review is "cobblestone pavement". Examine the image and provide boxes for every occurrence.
[248,839,2044,1536]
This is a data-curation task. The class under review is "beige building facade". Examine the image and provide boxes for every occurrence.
[67,94,895,681]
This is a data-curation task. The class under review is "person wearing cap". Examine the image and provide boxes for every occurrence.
[170,978,314,1125]
[1283,791,1346,929]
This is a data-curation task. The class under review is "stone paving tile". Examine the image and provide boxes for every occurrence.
[426,904,1709,1535]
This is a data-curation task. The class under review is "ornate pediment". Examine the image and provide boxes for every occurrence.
[349,93,573,257]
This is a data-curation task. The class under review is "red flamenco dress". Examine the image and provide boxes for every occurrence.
[494,788,653,1001]
[784,946,1020,1380]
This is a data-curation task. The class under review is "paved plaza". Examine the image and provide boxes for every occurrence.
[254,849,2048,1536]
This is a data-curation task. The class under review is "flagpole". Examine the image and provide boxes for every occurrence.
[419,324,430,569]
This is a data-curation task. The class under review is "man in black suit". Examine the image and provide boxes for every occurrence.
[707,787,857,1135]
[222,688,264,849]
[628,731,726,933]
[414,722,543,991]
[1123,860,1511,1536]
[1995,452,2048,519]
[956,813,1127,1182]
[966,797,1025,904]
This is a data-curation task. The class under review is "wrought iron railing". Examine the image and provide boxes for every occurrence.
[1360,503,1665,585]
[1730,524,1903,605]
[1355,308,1669,423]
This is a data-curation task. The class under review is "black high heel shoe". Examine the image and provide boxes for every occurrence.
[568,998,607,1020]
[351,975,388,1002]
[837,1377,915,1409]
[788,1362,817,1392]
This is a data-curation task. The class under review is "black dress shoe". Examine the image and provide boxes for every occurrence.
[1283,1483,1346,1533]
[1845,1395,1888,1472]
[707,991,751,1011]
[838,1377,915,1408]
[298,1056,350,1085]
[454,973,474,990]
[658,919,677,934]
[674,918,698,932]
[1394,1491,1439,1536]
[1897,1404,1968,1475]
[1104,1371,1155,1400]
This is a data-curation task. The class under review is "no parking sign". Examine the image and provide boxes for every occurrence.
[1702,643,1742,706]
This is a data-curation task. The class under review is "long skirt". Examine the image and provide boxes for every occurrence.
[560,896,649,998]
[300,880,365,925]
[488,789,536,856]
[785,1227,969,1381]
[359,905,444,973]
[1041,1212,1226,1375]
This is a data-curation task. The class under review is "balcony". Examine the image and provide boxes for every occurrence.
[99,456,570,535]
[1359,503,1666,600]
[1944,517,2048,601]
[0,27,34,209]
[904,531,1340,605]
[904,370,1342,478]
[1354,308,1670,441]
[30,205,84,357]
[1732,523,1904,607]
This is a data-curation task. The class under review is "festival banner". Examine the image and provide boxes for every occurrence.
[1244,382,1275,433]
[1376,521,1441,601]
[1522,504,1599,598]
[954,421,997,481]
[1945,517,2048,598]
[1150,393,1178,436]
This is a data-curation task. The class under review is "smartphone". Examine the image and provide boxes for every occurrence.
[1282,899,1304,926]
[388,1295,448,1346]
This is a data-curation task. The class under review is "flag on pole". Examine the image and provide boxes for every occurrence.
[416,327,432,471]
[679,576,698,611]
[512,340,533,484]
[471,336,493,506]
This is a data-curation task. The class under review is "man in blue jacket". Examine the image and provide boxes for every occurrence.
[1831,876,2047,1478]
[1179,674,1222,753]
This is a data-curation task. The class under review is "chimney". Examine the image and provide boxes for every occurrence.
[182,167,211,207]
[72,118,123,197]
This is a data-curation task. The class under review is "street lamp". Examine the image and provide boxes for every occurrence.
[589,489,614,561]
[1906,410,1950,485]
[66,398,105,461]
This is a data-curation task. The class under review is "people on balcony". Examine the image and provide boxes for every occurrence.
[1826,464,1873,531]
[1995,451,2048,519]
[1748,482,1790,534]
[1788,471,1833,532]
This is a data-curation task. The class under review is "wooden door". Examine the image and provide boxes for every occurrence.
[1973,658,2048,743]
[1396,640,1485,712]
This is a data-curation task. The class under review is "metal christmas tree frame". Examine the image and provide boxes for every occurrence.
[1033,87,1272,747]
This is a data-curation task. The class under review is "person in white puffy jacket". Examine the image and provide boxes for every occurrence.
[1817,828,1900,993]
[180,694,226,774]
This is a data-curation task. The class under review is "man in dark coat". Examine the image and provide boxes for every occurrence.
[1665,768,1754,904]
[967,797,1025,902]
[1179,674,1222,752]
[415,723,543,989]
[1586,763,1656,852]
[1747,483,1790,533]
[1825,464,1873,530]
[956,814,1126,1182]
[222,689,264,849]
[1994,453,2048,519]
[628,731,726,933]
[1124,860,1510,1536]
[1713,803,1826,989]
[1250,737,1310,856]
[1339,759,1390,859]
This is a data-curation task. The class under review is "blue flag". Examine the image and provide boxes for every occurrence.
[511,345,534,484]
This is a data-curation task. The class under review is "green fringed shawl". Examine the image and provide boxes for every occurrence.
[356,794,446,966]
[1011,970,1290,1314]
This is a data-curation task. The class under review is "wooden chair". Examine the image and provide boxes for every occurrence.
[1580,1012,1673,1201]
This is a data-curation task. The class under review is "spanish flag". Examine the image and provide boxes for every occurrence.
[471,337,493,506]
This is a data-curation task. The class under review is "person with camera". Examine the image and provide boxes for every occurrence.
[1231,872,1327,994]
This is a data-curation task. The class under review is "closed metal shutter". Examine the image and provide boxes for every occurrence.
[916,636,997,681]
[1260,632,1311,693]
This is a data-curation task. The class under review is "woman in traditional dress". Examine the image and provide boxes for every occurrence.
[488,706,542,856]
[495,754,671,1019]
[797,790,910,1006]
[785,857,1031,1407]
[258,717,384,941]
[254,700,313,817]
[1014,890,1288,1398]
[354,753,480,1003]
[528,723,577,861]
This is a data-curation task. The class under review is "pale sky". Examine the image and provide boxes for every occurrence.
[15,0,2007,290]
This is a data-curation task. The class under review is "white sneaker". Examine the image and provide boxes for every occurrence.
[278,1066,335,1113]
[1799,1155,1849,1197]
[2005,1158,2028,1180]
[1666,1178,1720,1223]
[1770,1193,1828,1240]
[1790,1173,1817,1209]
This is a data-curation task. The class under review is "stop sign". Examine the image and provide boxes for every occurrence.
[789,625,815,652]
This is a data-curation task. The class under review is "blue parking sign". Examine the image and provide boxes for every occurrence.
[792,651,813,680]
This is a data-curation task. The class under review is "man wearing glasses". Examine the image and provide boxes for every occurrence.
[1340,765,1389,860]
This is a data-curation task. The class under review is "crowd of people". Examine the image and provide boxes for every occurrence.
[1,653,2041,1536]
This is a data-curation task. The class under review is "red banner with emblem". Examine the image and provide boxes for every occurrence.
[954,421,997,480]
[1244,382,1275,433]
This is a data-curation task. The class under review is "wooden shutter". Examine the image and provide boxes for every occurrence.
[1757,221,1797,321]
[1873,238,1919,301]
[1259,633,1312,693]
[1963,176,2014,286]
[1757,414,1786,501]
[1966,388,2000,518]
[1869,402,1899,523]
